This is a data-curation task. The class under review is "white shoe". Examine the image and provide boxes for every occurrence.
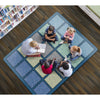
[59,41,64,44]
[64,56,67,61]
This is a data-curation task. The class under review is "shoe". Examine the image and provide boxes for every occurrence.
[64,56,67,61]
[53,41,56,44]
[59,41,64,44]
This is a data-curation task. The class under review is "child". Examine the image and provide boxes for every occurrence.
[42,25,58,43]
[60,27,76,45]
[21,38,40,56]
[69,46,82,61]
[57,57,73,77]
[39,58,57,74]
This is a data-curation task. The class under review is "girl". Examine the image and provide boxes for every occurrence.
[69,46,82,61]
[60,27,76,45]
[39,58,57,74]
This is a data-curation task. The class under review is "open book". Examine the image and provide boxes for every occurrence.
[37,43,46,53]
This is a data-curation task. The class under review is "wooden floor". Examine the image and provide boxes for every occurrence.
[0,6,100,94]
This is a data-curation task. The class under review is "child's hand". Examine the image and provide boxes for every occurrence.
[53,58,56,60]
[35,46,40,49]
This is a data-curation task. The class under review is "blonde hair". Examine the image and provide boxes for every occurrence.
[72,46,81,53]
[67,27,76,33]
[29,41,38,47]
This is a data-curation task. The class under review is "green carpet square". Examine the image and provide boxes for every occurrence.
[17,47,26,57]
[26,57,42,67]
[50,33,62,48]
[71,56,84,68]
[35,65,46,77]
[57,44,70,57]
[45,71,62,88]
[39,24,49,36]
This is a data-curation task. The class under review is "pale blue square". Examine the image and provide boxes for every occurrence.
[16,61,32,77]
[58,23,69,36]
[7,51,23,67]
[80,42,94,57]
[72,32,84,46]
[49,15,64,29]
[24,71,41,88]
[34,82,51,94]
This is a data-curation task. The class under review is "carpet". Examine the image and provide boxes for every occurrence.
[4,12,97,94]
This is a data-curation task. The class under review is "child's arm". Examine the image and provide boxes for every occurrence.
[49,33,56,38]
[45,34,55,41]
[68,33,75,40]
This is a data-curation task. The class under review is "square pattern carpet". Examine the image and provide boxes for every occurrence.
[4,12,97,94]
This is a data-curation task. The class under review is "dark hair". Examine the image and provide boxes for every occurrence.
[62,62,69,70]
[48,25,55,31]
[44,61,50,69]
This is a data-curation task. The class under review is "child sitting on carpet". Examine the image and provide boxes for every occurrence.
[42,25,58,43]
[21,38,41,57]
[60,27,76,45]
[69,45,82,61]
[39,58,57,74]
[57,57,73,77]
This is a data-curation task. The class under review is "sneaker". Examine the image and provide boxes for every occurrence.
[64,56,67,61]
[59,41,64,44]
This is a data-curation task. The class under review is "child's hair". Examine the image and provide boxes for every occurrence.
[67,27,76,33]
[29,41,38,47]
[72,46,81,53]
[48,25,55,31]
[44,61,50,69]
[62,62,69,70]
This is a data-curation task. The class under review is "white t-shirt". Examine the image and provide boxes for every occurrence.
[59,63,73,77]
[21,38,37,55]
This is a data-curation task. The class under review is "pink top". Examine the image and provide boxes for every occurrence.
[64,31,75,40]
[41,64,53,74]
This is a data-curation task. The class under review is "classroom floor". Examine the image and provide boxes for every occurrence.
[0,6,100,94]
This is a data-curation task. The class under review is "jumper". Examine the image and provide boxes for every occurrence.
[41,64,53,74]
[64,31,75,40]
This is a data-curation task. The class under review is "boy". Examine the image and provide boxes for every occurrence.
[42,25,58,43]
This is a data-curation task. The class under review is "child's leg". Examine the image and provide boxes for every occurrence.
[55,35,58,41]
[70,55,80,61]
[61,36,65,40]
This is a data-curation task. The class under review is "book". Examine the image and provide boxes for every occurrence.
[37,43,46,53]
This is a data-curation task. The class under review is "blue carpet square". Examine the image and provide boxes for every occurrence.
[7,51,23,67]
[24,71,41,88]
[34,81,51,94]
[58,23,69,36]
[72,32,84,46]
[49,15,64,29]
[80,42,94,57]
[15,61,32,77]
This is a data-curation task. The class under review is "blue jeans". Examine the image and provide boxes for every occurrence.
[61,36,72,43]
[42,35,58,42]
